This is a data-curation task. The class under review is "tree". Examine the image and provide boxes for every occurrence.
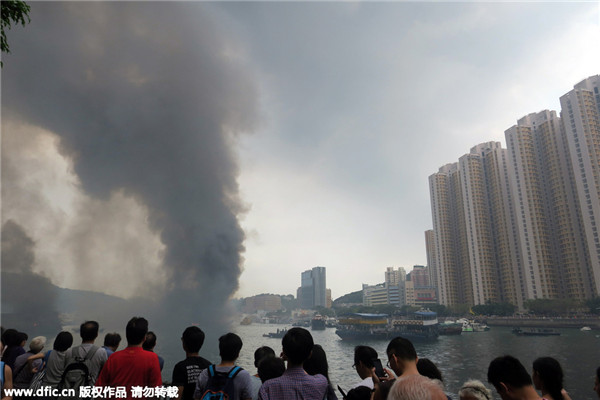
[1,0,30,66]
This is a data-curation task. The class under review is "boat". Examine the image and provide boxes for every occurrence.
[240,316,252,325]
[262,328,288,338]
[438,321,463,335]
[472,322,490,332]
[512,327,560,336]
[311,314,326,330]
[335,310,439,341]
[580,326,592,331]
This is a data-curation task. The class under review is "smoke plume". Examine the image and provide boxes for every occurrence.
[2,2,258,333]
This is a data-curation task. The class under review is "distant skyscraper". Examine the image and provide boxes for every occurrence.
[297,266,327,309]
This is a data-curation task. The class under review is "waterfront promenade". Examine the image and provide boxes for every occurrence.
[484,316,600,329]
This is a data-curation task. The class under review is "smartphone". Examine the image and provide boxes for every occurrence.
[373,358,386,377]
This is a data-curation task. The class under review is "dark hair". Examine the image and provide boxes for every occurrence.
[258,357,286,383]
[1,329,20,347]
[533,357,564,400]
[488,355,532,390]
[597,366,600,381]
[104,333,122,348]
[254,346,275,368]
[80,321,99,341]
[182,326,205,353]
[126,317,149,345]
[417,358,443,382]
[54,331,73,352]
[219,333,243,361]
[346,386,373,400]
[386,336,417,361]
[282,327,314,365]
[143,331,157,351]
[17,332,28,344]
[354,345,378,368]
[304,344,330,381]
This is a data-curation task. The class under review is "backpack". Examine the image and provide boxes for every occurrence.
[200,365,243,400]
[57,345,99,398]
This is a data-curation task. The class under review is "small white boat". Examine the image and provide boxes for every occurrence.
[580,326,592,331]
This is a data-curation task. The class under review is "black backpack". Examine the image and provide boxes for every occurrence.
[200,365,243,400]
[57,345,99,398]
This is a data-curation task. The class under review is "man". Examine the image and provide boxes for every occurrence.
[96,317,162,399]
[352,345,378,389]
[487,355,541,400]
[193,333,252,400]
[171,327,211,400]
[372,336,420,400]
[143,332,165,371]
[258,327,327,400]
[12,336,46,389]
[102,333,122,357]
[388,374,447,400]
[66,321,108,384]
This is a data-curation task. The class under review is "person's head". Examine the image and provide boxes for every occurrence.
[281,327,314,366]
[29,336,47,354]
[594,366,600,399]
[532,357,564,400]
[487,355,533,400]
[254,346,275,368]
[459,379,492,400]
[143,331,157,351]
[53,331,74,352]
[386,336,418,376]
[257,356,285,383]
[345,386,373,400]
[388,374,447,400]
[304,344,329,381]
[181,326,205,354]
[126,317,149,345]
[17,332,28,347]
[218,332,243,362]
[354,345,378,379]
[417,358,443,382]
[103,333,122,351]
[80,321,99,342]
[1,329,19,347]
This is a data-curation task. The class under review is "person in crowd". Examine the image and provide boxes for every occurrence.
[96,317,162,399]
[417,358,452,400]
[387,374,446,400]
[256,357,285,384]
[458,379,492,400]
[1,341,14,400]
[488,355,541,400]
[593,366,599,399]
[351,345,378,390]
[193,332,252,400]
[1,330,25,370]
[250,346,275,400]
[372,336,419,400]
[258,327,327,400]
[172,326,211,400]
[532,357,572,400]
[102,333,122,357]
[34,331,74,391]
[13,336,46,389]
[142,331,164,371]
[66,321,107,384]
[344,386,372,400]
[304,344,337,400]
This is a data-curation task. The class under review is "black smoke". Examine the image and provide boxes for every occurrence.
[2,2,258,337]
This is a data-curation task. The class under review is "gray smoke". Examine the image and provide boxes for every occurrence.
[2,2,258,334]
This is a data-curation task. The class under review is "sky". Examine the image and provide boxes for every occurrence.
[2,2,599,310]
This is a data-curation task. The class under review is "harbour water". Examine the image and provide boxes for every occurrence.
[157,324,599,400]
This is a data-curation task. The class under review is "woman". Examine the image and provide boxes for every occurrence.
[532,357,572,400]
[29,331,74,391]
[304,344,338,400]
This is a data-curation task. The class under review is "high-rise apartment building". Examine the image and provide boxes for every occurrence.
[297,266,327,309]
[429,76,600,309]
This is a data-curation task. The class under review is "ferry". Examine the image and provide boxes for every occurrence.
[335,310,439,341]
[311,314,326,330]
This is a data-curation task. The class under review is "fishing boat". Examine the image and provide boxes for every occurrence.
[438,321,463,335]
[580,326,592,331]
[335,311,439,341]
[311,314,326,330]
[389,310,439,341]
[262,328,288,338]
[512,327,560,336]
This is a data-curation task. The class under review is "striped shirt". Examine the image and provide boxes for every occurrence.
[258,366,327,400]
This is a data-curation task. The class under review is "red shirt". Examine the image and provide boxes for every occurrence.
[96,346,162,399]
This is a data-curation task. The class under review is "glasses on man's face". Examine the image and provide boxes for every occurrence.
[386,354,395,368]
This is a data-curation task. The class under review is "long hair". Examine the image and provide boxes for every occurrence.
[533,357,564,400]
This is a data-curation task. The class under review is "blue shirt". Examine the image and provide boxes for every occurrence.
[258,366,327,400]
